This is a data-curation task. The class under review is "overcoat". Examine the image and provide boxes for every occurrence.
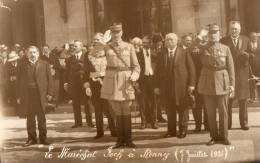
[220,36,250,99]
[17,59,54,116]
[154,47,196,106]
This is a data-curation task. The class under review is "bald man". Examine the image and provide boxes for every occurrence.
[154,33,196,138]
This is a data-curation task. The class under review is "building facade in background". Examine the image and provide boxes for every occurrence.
[0,0,259,48]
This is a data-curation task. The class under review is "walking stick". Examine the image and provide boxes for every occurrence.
[154,94,158,122]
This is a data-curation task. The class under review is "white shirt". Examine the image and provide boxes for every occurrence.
[143,48,153,76]
[250,41,258,50]
[168,46,177,57]
[75,51,82,60]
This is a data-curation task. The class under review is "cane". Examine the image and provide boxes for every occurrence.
[154,94,158,123]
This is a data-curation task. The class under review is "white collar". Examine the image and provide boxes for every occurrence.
[168,46,177,53]
[75,51,83,58]
[143,48,150,54]
[29,59,38,65]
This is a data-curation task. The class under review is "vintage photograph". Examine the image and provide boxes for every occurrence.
[0,0,260,163]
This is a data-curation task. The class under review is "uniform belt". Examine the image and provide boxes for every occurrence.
[205,66,226,71]
[106,66,130,71]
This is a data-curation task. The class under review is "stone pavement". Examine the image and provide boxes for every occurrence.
[1,105,260,163]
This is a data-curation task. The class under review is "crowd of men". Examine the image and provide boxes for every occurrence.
[0,20,260,148]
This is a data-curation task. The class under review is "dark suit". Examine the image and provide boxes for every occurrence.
[155,47,196,135]
[17,59,54,142]
[0,60,8,106]
[188,41,209,130]
[248,41,260,100]
[6,62,19,115]
[85,51,116,136]
[221,35,251,129]
[137,48,157,125]
[64,52,93,127]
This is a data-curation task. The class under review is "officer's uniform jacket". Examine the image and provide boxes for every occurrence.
[198,43,235,95]
[101,40,140,101]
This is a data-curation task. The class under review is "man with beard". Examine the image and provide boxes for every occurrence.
[17,46,54,146]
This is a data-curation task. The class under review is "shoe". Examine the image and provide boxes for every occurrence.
[193,127,201,133]
[125,141,136,148]
[93,134,104,139]
[88,124,95,128]
[241,126,249,130]
[139,123,146,129]
[222,139,231,145]
[71,125,82,128]
[157,118,167,123]
[111,132,117,137]
[206,138,216,146]
[24,139,37,146]
[162,133,176,138]
[151,123,158,129]
[177,132,187,139]
[112,142,124,149]
[39,139,50,145]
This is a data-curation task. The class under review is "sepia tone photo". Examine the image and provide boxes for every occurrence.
[0,0,260,163]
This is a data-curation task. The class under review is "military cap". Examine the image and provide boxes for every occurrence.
[109,22,122,32]
[69,40,75,45]
[209,24,220,33]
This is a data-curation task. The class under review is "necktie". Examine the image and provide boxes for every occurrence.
[169,51,174,57]
[233,39,238,47]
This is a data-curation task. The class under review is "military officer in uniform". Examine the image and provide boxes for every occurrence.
[101,23,140,148]
[198,24,235,145]
[188,30,209,132]
[85,33,116,139]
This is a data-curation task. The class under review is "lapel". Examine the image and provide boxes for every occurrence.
[139,50,145,65]
[35,60,41,78]
[174,47,180,66]
[79,52,84,62]
[238,36,243,50]
[163,48,168,71]
[228,37,235,49]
